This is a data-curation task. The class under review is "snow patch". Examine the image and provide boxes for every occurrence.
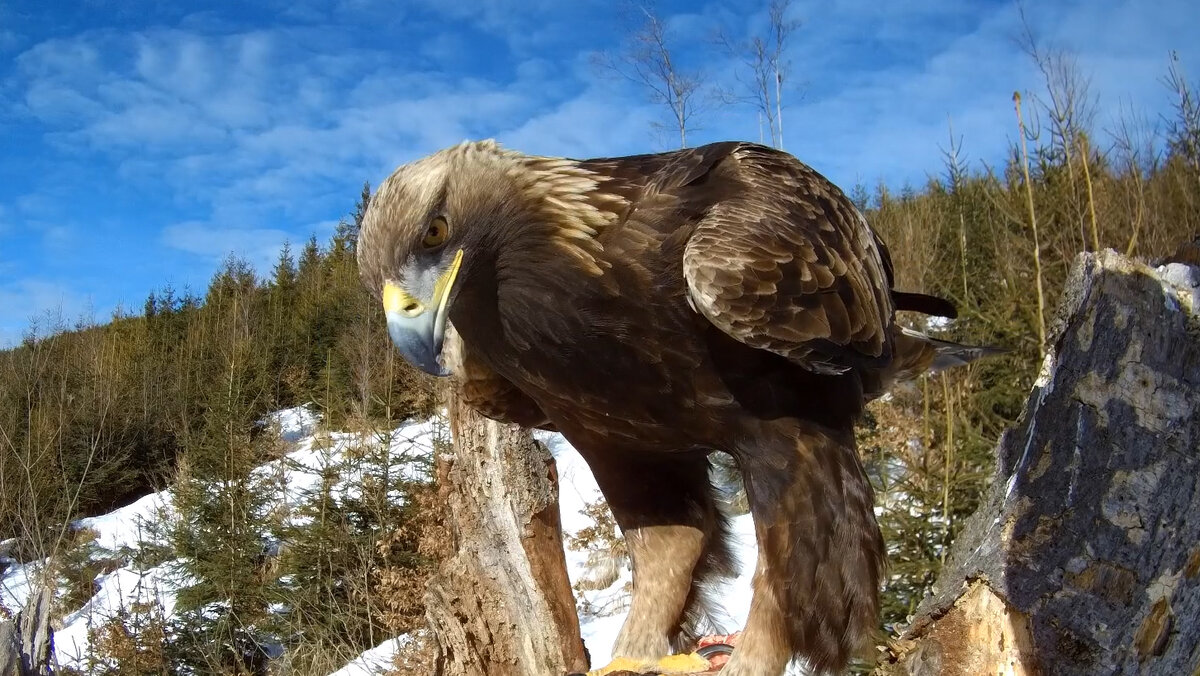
[541,429,762,667]
[924,315,954,332]
[55,564,182,670]
[266,405,321,442]
[1,409,444,671]
[0,560,38,613]
[328,634,415,676]
[74,490,173,552]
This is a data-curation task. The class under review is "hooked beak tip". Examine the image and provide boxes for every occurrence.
[386,316,449,377]
[382,249,463,377]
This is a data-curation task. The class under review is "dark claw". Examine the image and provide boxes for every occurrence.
[696,642,735,660]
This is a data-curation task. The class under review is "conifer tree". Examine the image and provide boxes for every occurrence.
[276,424,432,671]
[168,259,280,675]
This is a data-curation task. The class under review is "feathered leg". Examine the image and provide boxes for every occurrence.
[722,419,884,676]
[579,450,734,674]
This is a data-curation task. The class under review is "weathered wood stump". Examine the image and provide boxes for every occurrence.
[882,250,1200,675]
[424,392,588,676]
[0,586,54,676]
[0,620,16,676]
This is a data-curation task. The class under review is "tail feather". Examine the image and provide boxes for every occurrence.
[920,332,1007,372]
[892,290,958,319]
[879,327,1003,394]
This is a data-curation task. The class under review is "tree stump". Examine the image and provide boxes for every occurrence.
[882,251,1200,675]
[424,392,588,676]
[0,586,54,676]
[0,620,17,676]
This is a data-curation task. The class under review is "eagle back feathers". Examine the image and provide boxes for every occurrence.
[678,143,895,374]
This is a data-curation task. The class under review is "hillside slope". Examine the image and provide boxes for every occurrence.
[1,407,765,674]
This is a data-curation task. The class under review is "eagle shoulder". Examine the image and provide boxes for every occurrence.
[679,143,895,374]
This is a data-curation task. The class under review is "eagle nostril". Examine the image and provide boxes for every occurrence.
[403,301,423,315]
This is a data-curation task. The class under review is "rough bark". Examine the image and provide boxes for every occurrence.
[424,392,589,676]
[0,586,54,676]
[0,619,17,676]
[882,250,1200,675]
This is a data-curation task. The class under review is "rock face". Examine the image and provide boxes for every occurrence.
[884,251,1200,676]
[424,393,588,676]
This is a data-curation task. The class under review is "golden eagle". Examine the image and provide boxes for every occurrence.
[358,140,989,675]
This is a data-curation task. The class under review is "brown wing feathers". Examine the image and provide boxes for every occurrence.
[681,143,895,374]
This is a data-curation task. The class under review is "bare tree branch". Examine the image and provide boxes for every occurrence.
[593,2,706,148]
[1015,2,1098,168]
[715,0,800,149]
[1161,50,1200,190]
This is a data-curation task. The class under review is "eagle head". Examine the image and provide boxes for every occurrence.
[360,140,620,376]
[356,140,516,376]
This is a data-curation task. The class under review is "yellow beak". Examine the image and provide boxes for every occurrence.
[382,248,463,376]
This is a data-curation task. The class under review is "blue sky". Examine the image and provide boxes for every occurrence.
[1,0,1197,346]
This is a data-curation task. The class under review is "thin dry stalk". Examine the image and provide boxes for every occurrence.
[959,212,969,301]
[1125,177,1147,257]
[1078,133,1100,251]
[922,375,931,517]
[940,373,954,565]
[1109,102,1152,256]
[1014,91,1048,359]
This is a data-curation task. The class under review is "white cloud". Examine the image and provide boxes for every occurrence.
[499,86,661,157]
[5,22,588,290]
[776,5,1031,186]
[10,24,575,192]
[0,278,95,348]
[161,221,294,270]
[708,0,1199,191]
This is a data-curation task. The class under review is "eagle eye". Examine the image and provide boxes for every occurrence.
[422,216,449,248]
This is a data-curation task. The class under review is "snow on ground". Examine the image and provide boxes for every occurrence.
[267,405,321,442]
[0,558,36,615]
[923,314,954,332]
[75,490,174,552]
[0,405,443,671]
[327,634,417,676]
[54,564,182,667]
[2,405,771,674]
[257,411,442,512]
[538,430,633,663]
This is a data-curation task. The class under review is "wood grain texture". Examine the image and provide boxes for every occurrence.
[424,394,587,676]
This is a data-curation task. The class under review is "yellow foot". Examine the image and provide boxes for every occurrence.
[587,652,714,675]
